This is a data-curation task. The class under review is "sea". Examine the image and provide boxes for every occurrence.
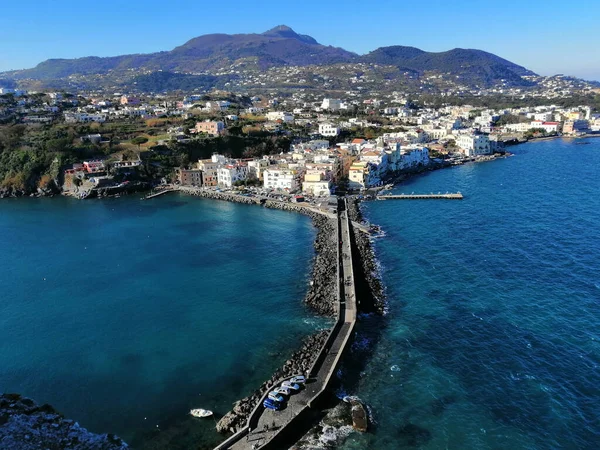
[339,137,600,449]
[1,137,599,450]
[0,194,327,449]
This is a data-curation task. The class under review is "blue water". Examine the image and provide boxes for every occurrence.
[0,194,324,448]
[341,138,600,449]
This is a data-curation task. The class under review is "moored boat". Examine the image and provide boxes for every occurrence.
[190,408,213,418]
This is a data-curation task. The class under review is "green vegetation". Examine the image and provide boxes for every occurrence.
[0,113,292,195]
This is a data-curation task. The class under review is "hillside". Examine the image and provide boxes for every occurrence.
[6,26,356,80]
[360,46,536,85]
[1,25,538,90]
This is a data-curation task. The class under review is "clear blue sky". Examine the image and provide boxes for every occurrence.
[1,0,599,81]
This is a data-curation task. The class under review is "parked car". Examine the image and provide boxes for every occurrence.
[263,398,282,411]
[290,375,306,384]
[273,386,291,396]
[268,391,286,403]
[281,381,301,392]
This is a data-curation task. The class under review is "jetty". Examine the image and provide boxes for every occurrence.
[377,192,463,200]
[143,189,175,199]
[215,198,358,450]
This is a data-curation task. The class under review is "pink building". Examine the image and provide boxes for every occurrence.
[194,121,225,136]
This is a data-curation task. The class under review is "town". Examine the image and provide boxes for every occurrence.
[0,86,599,199]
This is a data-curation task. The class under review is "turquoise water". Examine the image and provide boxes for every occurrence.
[341,138,600,449]
[0,194,323,448]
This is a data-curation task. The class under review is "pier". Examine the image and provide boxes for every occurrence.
[377,192,463,200]
[215,198,358,450]
[142,189,175,199]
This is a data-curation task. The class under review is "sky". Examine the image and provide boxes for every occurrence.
[1,0,599,81]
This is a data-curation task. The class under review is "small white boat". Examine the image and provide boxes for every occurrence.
[190,408,213,418]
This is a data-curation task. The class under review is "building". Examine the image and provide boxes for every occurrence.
[120,96,141,106]
[218,164,248,188]
[64,112,106,123]
[194,121,225,136]
[247,159,269,181]
[456,134,491,157]
[266,111,294,122]
[179,169,203,186]
[82,161,105,174]
[530,121,561,133]
[264,168,302,192]
[321,98,342,111]
[318,123,340,137]
[562,119,589,135]
[302,169,333,197]
[197,159,219,186]
[348,161,372,190]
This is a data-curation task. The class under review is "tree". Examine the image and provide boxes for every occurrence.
[131,136,149,149]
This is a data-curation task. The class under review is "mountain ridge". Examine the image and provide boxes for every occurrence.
[1,25,537,88]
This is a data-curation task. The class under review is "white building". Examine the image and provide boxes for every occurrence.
[457,134,491,157]
[399,146,430,168]
[217,164,249,188]
[321,98,342,111]
[504,122,532,133]
[64,112,106,123]
[318,123,340,137]
[266,111,294,122]
[247,159,269,180]
[529,121,561,133]
[264,168,302,192]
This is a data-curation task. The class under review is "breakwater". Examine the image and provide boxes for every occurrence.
[216,199,359,450]
[347,198,386,314]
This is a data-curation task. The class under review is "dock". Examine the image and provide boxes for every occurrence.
[377,192,463,200]
[143,189,175,199]
[215,198,358,450]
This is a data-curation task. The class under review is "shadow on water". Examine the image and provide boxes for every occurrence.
[415,301,600,449]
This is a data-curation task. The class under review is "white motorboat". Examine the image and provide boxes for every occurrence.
[190,408,213,418]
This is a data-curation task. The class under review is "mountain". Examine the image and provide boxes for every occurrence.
[6,26,356,80]
[360,46,535,85]
[1,26,537,89]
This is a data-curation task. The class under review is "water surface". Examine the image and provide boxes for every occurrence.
[0,194,322,448]
[341,138,600,449]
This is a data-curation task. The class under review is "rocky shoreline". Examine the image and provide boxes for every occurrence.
[346,198,386,314]
[0,394,127,450]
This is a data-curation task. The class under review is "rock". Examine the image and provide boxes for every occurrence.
[350,401,368,432]
[0,393,128,449]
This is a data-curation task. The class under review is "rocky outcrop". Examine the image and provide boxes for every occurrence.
[0,393,128,449]
[293,397,369,449]
[216,331,329,434]
[348,398,368,432]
